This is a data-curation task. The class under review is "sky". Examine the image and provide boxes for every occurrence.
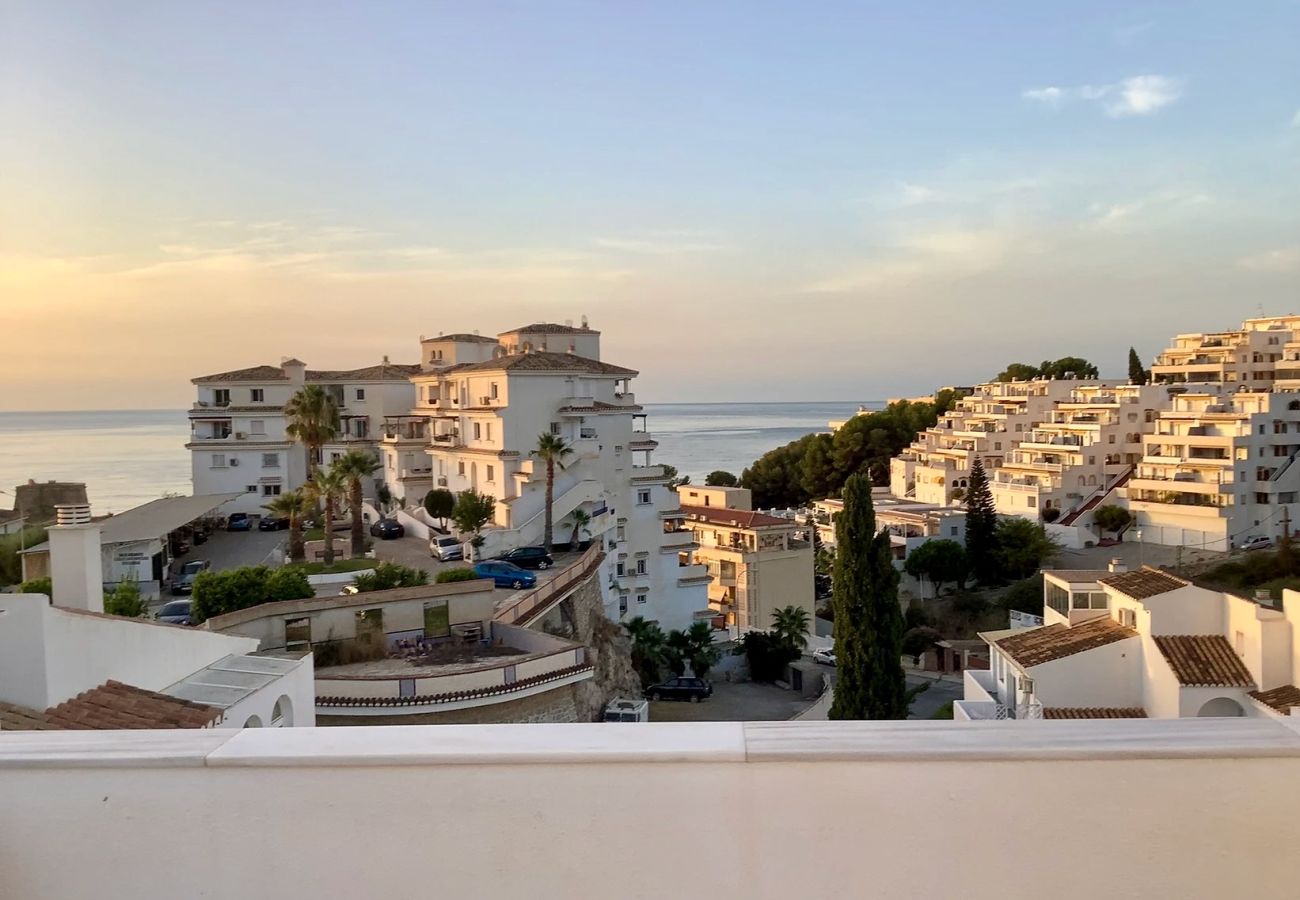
[2,1,1298,410]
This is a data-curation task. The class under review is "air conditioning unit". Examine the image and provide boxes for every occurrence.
[479,396,493,405]
[230,458,241,467]
[235,432,247,440]
[1017,676,1034,694]
[437,477,448,487]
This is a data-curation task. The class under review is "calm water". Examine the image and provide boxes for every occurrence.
[0,402,874,513]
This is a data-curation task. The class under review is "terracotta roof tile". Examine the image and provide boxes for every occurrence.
[500,323,598,335]
[995,617,1137,668]
[453,352,636,376]
[306,363,421,382]
[0,681,222,731]
[1249,684,1300,714]
[317,663,594,708]
[681,506,793,529]
[424,333,500,343]
[1154,635,1255,687]
[193,364,290,384]
[1042,707,1148,719]
[1099,566,1189,600]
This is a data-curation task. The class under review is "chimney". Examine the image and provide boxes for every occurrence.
[581,314,589,329]
[1108,558,1127,573]
[47,504,103,613]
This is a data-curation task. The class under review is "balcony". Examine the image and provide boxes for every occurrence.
[4,719,1300,899]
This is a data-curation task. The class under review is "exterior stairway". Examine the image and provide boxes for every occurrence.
[1059,466,1133,526]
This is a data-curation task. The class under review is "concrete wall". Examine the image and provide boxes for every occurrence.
[5,720,1300,899]
[318,682,583,725]
[1028,637,1143,708]
[222,655,317,729]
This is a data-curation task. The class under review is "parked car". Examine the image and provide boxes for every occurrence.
[1242,535,1274,552]
[226,513,252,532]
[812,647,837,666]
[370,518,406,540]
[170,560,210,595]
[192,527,210,545]
[156,599,193,626]
[493,546,554,569]
[472,560,537,590]
[258,515,289,531]
[645,676,713,703]
[430,535,465,561]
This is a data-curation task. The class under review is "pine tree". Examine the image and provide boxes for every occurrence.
[1128,347,1149,385]
[964,456,1000,585]
[829,474,907,720]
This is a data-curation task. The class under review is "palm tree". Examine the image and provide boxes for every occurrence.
[533,433,573,552]
[304,466,347,565]
[685,620,721,678]
[623,616,666,689]
[566,508,592,549]
[264,489,310,563]
[285,385,341,479]
[334,450,380,558]
[772,605,811,652]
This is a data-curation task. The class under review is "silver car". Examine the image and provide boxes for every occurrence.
[430,535,464,562]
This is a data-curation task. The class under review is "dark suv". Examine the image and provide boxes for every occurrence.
[494,546,554,569]
[646,677,713,703]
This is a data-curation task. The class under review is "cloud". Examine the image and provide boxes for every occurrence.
[592,231,728,255]
[1022,75,1183,117]
[896,182,946,206]
[801,227,1022,294]
[1086,190,1211,231]
[1238,247,1300,273]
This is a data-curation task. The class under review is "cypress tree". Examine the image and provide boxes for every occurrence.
[829,474,907,720]
[964,456,1000,585]
[1128,347,1149,385]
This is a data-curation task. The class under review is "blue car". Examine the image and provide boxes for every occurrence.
[226,513,253,532]
[472,561,537,590]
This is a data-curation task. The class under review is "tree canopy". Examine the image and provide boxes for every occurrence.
[964,457,1000,586]
[994,357,1100,382]
[1128,347,1150,385]
[704,470,739,486]
[902,538,968,596]
[741,392,958,508]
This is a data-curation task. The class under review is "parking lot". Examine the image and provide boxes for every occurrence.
[371,533,581,606]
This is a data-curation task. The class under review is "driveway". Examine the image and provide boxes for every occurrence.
[372,535,581,607]
[1055,539,1224,572]
[174,529,284,577]
[798,667,964,720]
[648,681,817,722]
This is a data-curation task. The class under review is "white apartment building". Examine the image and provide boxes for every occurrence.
[189,358,418,513]
[393,322,709,632]
[890,379,1102,506]
[1123,390,1300,551]
[958,564,1300,722]
[989,383,1173,523]
[1150,315,1300,390]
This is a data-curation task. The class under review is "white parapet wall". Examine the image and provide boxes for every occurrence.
[3,718,1300,899]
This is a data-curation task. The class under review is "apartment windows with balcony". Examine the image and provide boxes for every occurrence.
[251,388,264,402]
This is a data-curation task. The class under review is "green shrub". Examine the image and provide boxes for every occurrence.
[1000,574,1045,616]
[266,567,314,602]
[19,576,52,596]
[904,604,934,630]
[902,626,942,659]
[0,527,47,586]
[104,581,147,618]
[191,565,313,625]
[435,567,479,584]
[732,630,800,683]
[350,562,429,592]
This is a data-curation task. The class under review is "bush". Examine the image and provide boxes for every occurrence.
[349,562,429,592]
[904,604,935,630]
[0,526,47,586]
[950,591,991,621]
[435,567,480,584]
[191,565,313,624]
[704,470,739,487]
[104,581,147,618]
[1000,574,1044,616]
[19,576,52,596]
[902,625,942,659]
[1041,507,1060,523]
[732,630,800,683]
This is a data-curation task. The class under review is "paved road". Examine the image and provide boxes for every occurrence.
[649,681,816,722]
[371,534,581,607]
[807,666,963,720]
[176,529,285,578]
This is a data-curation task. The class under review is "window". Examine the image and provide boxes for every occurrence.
[251,419,266,435]
[285,617,311,648]
[261,453,278,468]
[617,524,626,541]
[423,601,450,638]
[550,421,561,435]
[262,484,281,497]
[473,422,482,440]
[616,561,625,576]
[615,445,624,456]
[994,442,1001,451]
[1234,630,1245,656]
[949,526,958,536]
[246,484,257,493]
[211,453,226,468]
[428,386,438,403]
[637,489,651,504]
[214,389,230,406]
[486,422,492,441]
[458,462,466,475]
[486,465,495,482]
[1027,496,1037,508]
[490,382,499,399]
[618,595,628,617]
[636,592,648,604]
[330,452,342,462]
[356,388,366,401]
[251,388,264,402]
[636,558,647,575]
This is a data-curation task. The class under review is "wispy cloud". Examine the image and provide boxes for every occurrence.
[1238,246,1300,273]
[1022,75,1183,117]
[1086,190,1212,231]
[801,227,1024,294]
[592,230,729,255]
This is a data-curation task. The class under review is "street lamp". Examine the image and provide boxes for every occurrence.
[1135,528,1143,568]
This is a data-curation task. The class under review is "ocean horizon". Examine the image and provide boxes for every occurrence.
[0,401,880,514]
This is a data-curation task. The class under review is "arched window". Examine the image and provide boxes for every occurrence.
[1197,697,1245,717]
[242,715,263,728]
[272,695,293,727]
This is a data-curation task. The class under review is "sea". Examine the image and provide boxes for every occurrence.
[0,402,877,513]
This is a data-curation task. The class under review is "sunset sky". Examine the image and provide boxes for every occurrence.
[2,1,1298,410]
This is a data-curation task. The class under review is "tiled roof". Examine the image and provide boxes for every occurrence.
[193,364,290,384]
[1099,566,1189,600]
[452,352,636,377]
[1249,684,1300,714]
[424,333,500,343]
[500,323,598,335]
[557,400,642,413]
[1043,707,1148,719]
[680,505,793,529]
[0,681,222,731]
[1044,569,1114,583]
[194,362,419,385]
[1154,635,1255,687]
[995,617,1137,668]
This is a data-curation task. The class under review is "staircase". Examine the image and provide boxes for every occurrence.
[1059,466,1132,526]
